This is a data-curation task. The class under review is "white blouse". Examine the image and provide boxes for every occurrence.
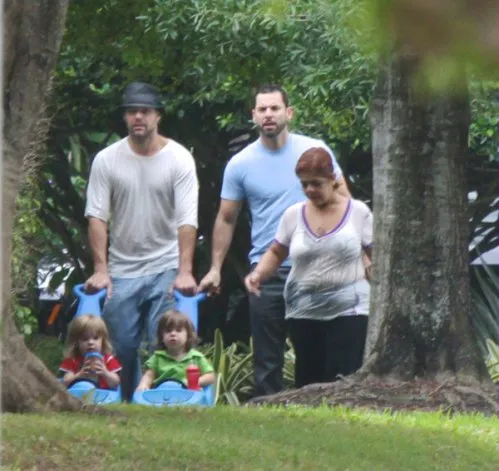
[275,199,372,321]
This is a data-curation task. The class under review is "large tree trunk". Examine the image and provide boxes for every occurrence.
[362,51,489,383]
[2,0,81,412]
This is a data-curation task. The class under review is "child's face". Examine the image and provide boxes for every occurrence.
[78,331,103,356]
[163,326,188,353]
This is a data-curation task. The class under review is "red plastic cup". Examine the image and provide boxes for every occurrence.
[186,364,201,390]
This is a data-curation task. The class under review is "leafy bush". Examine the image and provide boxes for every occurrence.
[200,329,296,405]
[470,265,498,353]
[25,335,64,374]
[200,330,253,405]
[469,264,498,383]
[13,303,38,337]
[12,180,46,336]
[283,338,296,388]
[485,339,498,383]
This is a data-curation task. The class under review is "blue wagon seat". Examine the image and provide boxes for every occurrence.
[132,380,214,407]
[69,284,214,407]
[66,379,121,405]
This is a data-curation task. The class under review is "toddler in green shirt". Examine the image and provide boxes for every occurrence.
[136,310,215,391]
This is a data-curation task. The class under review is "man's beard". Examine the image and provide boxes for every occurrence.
[128,126,153,142]
[257,121,286,138]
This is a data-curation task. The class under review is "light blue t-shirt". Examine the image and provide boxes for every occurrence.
[221,133,343,265]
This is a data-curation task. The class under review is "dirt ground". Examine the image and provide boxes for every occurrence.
[249,376,498,416]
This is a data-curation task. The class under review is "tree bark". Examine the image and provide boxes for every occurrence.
[363,51,489,383]
[2,0,82,412]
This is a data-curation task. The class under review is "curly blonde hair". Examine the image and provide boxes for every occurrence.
[156,310,198,352]
[64,314,113,358]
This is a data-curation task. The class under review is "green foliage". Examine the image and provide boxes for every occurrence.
[11,179,48,336]
[140,0,374,152]
[199,329,295,405]
[485,339,498,383]
[50,0,497,217]
[202,330,253,405]
[470,265,498,356]
[53,0,497,214]
[283,338,296,387]
[25,335,64,374]
[12,304,38,337]
[38,131,122,295]
[56,0,497,155]
[469,264,499,383]
[469,81,499,163]
[358,0,497,83]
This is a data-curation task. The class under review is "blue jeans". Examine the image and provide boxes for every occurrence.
[103,269,177,401]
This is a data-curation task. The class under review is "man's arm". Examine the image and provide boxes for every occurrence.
[172,150,199,294]
[173,222,198,294]
[177,224,197,276]
[88,217,108,273]
[197,199,242,293]
[84,151,113,295]
[210,199,243,271]
[85,217,113,296]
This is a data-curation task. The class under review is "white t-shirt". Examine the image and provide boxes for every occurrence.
[85,138,198,278]
[275,199,372,321]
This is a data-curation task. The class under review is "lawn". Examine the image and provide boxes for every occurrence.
[2,405,497,471]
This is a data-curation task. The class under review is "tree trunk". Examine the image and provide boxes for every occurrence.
[2,0,82,412]
[363,51,489,383]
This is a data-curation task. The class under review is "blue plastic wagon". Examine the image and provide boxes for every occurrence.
[67,284,214,407]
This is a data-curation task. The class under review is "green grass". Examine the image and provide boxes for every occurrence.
[2,405,497,471]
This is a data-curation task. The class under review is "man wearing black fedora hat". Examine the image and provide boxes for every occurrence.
[84,81,199,401]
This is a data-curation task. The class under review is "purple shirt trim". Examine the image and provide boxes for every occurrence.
[301,199,353,239]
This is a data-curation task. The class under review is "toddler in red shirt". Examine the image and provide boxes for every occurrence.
[59,314,121,390]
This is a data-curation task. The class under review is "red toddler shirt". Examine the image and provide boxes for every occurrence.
[59,354,122,389]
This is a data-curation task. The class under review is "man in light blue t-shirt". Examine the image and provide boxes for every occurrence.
[198,84,350,396]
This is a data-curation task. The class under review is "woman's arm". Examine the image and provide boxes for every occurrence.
[255,241,289,281]
[244,242,289,295]
[363,246,372,282]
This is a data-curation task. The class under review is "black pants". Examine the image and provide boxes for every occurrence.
[248,266,289,397]
[288,315,368,388]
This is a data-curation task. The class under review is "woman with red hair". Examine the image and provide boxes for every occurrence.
[244,147,372,388]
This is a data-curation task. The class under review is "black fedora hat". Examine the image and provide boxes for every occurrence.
[121,82,163,109]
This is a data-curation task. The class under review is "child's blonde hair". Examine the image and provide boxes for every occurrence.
[64,314,113,358]
[156,310,198,352]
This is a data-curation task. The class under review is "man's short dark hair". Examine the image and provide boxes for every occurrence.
[253,84,289,108]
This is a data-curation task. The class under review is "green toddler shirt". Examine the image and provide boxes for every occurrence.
[145,348,214,386]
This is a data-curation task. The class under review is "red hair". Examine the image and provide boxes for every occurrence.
[295,147,335,179]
